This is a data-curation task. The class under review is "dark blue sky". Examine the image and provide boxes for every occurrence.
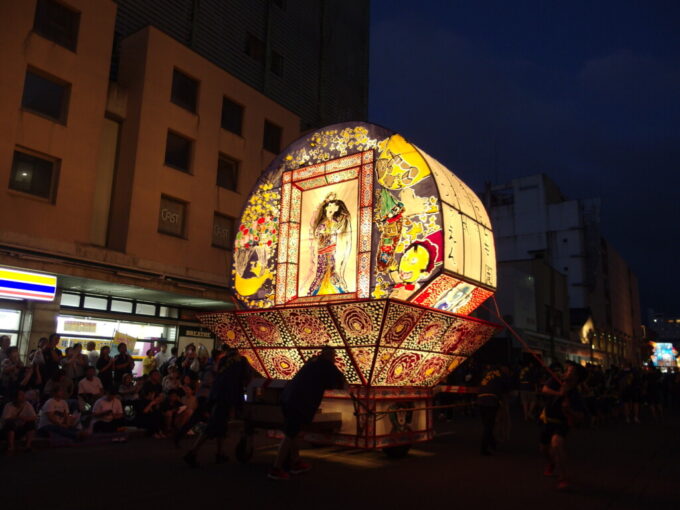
[369,0,680,316]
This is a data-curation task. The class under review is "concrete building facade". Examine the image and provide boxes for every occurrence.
[483,174,643,366]
[0,0,308,361]
[112,0,371,130]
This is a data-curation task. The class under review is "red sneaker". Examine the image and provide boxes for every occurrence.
[267,468,290,481]
[290,460,312,475]
[556,479,571,491]
[543,463,555,476]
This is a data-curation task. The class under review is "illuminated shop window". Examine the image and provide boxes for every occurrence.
[33,0,80,52]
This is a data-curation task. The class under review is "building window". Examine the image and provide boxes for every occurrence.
[216,155,239,191]
[9,150,59,200]
[263,120,282,154]
[170,69,198,113]
[83,295,108,310]
[135,302,157,316]
[221,97,243,136]
[245,33,265,63]
[164,131,192,173]
[270,51,284,77]
[158,195,187,238]
[22,70,70,123]
[33,0,80,52]
[212,213,236,250]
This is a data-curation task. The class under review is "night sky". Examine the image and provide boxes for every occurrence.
[369,0,680,317]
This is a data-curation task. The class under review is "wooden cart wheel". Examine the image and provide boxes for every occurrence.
[235,435,254,464]
[382,444,411,458]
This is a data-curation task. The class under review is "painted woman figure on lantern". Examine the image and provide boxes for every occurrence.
[306,193,352,296]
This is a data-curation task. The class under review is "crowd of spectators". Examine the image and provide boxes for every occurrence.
[0,333,226,454]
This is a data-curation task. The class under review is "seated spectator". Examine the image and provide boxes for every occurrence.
[37,387,84,441]
[142,349,157,376]
[91,389,125,435]
[134,388,165,438]
[161,388,184,434]
[96,346,115,391]
[142,370,163,396]
[43,372,75,401]
[78,366,104,411]
[1,389,37,453]
[118,373,140,403]
[162,366,181,393]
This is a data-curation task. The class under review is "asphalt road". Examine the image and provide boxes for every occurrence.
[2,411,678,509]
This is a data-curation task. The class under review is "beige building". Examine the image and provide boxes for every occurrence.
[0,0,299,359]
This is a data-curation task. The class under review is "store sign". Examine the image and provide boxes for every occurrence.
[0,267,57,301]
[64,320,97,333]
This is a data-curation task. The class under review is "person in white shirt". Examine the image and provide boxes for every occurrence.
[1,389,37,453]
[91,389,125,435]
[86,341,100,367]
[38,387,83,441]
[154,343,172,370]
[78,366,104,411]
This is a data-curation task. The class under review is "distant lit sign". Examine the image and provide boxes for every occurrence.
[651,342,678,368]
[0,267,57,301]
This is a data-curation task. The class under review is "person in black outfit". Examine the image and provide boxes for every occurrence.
[141,369,163,396]
[539,362,585,490]
[96,346,114,391]
[183,348,252,467]
[113,343,134,388]
[476,365,511,455]
[41,333,63,383]
[268,346,346,480]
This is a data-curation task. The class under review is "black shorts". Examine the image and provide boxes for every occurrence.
[282,406,308,439]
[205,403,230,438]
[540,422,568,445]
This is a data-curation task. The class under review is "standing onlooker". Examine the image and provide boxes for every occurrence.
[113,343,134,388]
[0,335,10,363]
[477,365,511,456]
[1,389,37,453]
[85,341,99,367]
[96,346,115,391]
[41,333,63,382]
[154,343,172,372]
[183,348,252,467]
[268,347,346,480]
[142,349,157,376]
[62,343,88,382]
[539,362,585,490]
[0,346,24,395]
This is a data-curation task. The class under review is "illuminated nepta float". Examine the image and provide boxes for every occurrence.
[200,122,500,452]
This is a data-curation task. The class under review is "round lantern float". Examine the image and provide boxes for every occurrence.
[200,122,501,452]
